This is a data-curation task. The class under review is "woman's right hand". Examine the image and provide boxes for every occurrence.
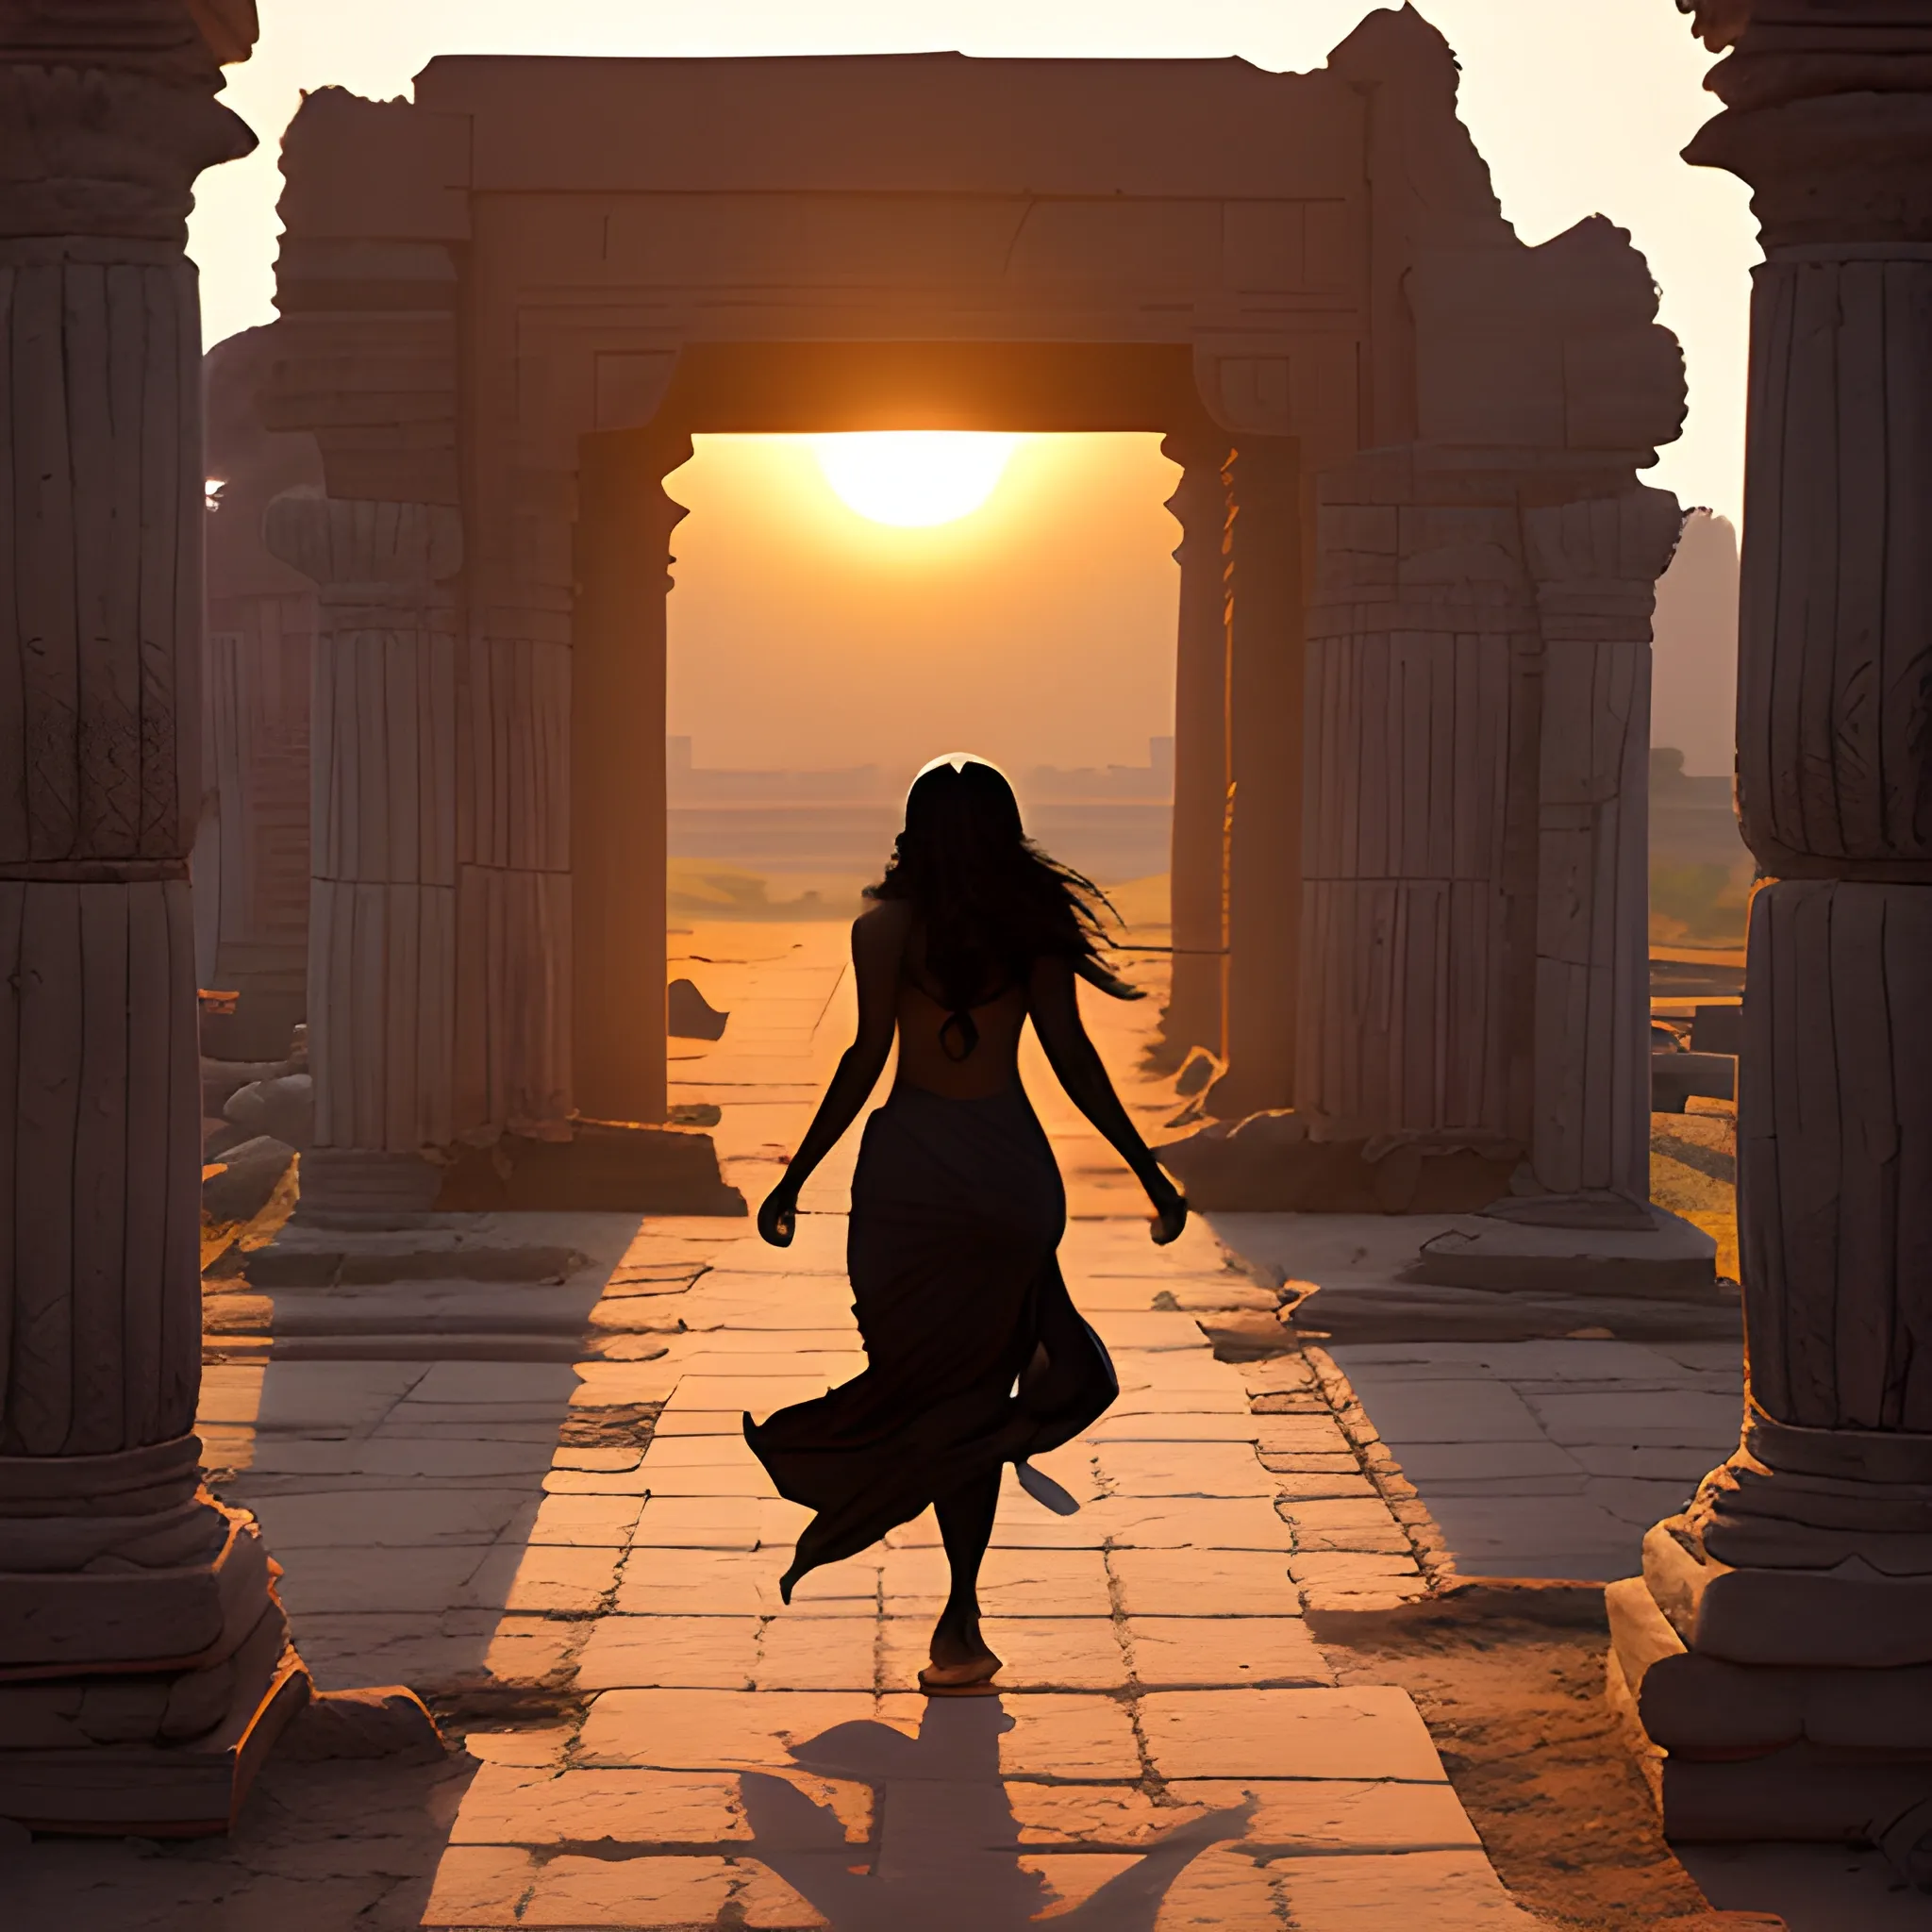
[758,1183,799,1248]
[1146,1173,1188,1246]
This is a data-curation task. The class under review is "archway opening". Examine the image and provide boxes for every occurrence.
[658,429,1185,1190]
[662,429,1182,933]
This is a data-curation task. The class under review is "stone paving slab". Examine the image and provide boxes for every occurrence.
[1312,1338,1745,1582]
[1124,1615,1333,1689]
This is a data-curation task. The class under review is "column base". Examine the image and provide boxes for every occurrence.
[1611,1423,1932,1847]
[294,1148,444,1222]
[1156,1111,1522,1213]
[1662,1747,1932,1846]
[1410,1202,1718,1299]
[432,1120,745,1216]
[0,1608,308,1836]
[0,1439,310,1835]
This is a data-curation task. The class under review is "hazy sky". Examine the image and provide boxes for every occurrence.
[192,0,1756,518]
[666,434,1182,774]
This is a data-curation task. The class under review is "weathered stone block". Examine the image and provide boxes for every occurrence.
[0,1504,271,1673]
[278,1685,445,1763]
[0,1614,308,1836]
[1663,1744,1932,1847]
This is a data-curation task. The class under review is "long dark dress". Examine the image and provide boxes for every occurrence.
[743,1080,1118,1600]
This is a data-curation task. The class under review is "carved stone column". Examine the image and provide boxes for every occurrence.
[263,493,461,1213]
[0,1,308,1831]
[1157,436,1233,1071]
[1521,490,1686,1210]
[1295,476,1682,1212]
[1610,0,1932,1845]
[1295,461,1544,1192]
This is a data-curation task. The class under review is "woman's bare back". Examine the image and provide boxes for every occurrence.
[757,893,1183,1251]
[866,899,1029,1100]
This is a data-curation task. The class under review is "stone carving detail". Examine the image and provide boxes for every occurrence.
[2,255,208,864]
[1609,0,1932,1845]
[0,3,255,242]
[0,0,308,1834]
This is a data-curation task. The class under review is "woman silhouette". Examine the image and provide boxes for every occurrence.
[747,755,1186,1694]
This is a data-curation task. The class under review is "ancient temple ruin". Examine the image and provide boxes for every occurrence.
[208,12,1688,1220]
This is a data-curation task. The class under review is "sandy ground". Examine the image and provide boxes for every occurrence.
[1324,1610,1722,1930]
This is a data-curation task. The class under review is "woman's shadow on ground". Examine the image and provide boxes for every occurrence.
[741,1696,1253,1931]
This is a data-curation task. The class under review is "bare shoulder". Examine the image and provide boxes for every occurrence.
[852,898,912,963]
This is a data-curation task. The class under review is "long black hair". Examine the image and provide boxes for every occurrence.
[869,755,1141,1057]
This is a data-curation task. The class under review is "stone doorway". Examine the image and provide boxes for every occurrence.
[571,341,1305,1141]
[221,22,1688,1219]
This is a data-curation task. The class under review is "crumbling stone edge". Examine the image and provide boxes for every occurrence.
[1301,1344,1457,1586]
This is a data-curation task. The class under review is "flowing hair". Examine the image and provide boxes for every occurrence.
[868,755,1142,1058]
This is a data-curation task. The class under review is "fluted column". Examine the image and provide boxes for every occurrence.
[263,493,461,1210]
[1611,0,1932,1844]
[1296,466,1543,1169]
[1291,210,1685,1213]
[1294,478,1681,1211]
[0,1,308,1832]
[1157,436,1233,1070]
[1523,490,1685,1208]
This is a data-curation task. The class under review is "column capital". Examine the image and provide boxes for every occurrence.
[1521,487,1687,642]
[262,491,463,607]
[0,2,257,244]
[1682,0,1932,245]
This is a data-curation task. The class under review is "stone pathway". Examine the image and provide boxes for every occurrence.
[1310,1337,1744,1583]
[420,1207,1541,1930]
[1208,1216,1747,1586]
[11,918,1800,1926]
[393,923,1544,1928]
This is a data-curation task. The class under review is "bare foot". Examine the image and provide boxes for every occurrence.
[920,1618,1004,1694]
[928,1607,999,1674]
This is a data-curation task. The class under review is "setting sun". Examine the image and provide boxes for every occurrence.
[811,431,1024,527]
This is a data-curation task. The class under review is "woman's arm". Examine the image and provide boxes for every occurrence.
[757,905,905,1246]
[1027,952,1187,1244]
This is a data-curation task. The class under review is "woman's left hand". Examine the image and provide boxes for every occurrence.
[1146,1174,1188,1246]
[758,1183,800,1248]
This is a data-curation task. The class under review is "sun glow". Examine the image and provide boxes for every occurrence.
[811,431,1024,527]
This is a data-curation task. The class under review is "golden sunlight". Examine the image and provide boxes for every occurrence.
[810,431,1024,527]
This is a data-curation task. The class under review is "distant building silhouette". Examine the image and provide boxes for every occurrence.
[667,735,892,805]
[1023,736,1174,803]
[1651,509,1740,778]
